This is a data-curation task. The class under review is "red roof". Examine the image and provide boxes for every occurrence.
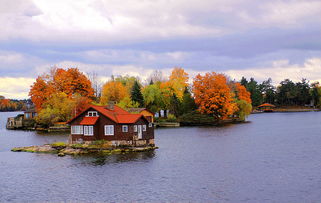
[257,103,276,108]
[67,105,146,124]
[80,117,99,125]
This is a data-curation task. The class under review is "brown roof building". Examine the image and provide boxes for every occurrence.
[67,105,154,146]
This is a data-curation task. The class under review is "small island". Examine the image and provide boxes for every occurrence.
[12,141,157,157]
[12,102,157,156]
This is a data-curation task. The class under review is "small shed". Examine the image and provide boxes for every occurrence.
[127,108,154,123]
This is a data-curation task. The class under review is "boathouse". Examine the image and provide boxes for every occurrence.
[66,104,154,146]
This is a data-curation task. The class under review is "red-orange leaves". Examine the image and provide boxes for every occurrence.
[29,68,94,111]
[193,72,237,120]
[235,82,252,104]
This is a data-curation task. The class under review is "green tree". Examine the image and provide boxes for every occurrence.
[310,82,321,107]
[296,79,311,105]
[130,80,144,107]
[169,93,181,117]
[276,79,297,105]
[260,78,276,104]
[240,77,248,87]
[235,100,252,121]
[180,87,197,115]
[245,78,263,106]
[142,84,165,113]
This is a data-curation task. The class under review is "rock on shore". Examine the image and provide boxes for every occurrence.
[12,143,158,157]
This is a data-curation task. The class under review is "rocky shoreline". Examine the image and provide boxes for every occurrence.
[12,142,158,157]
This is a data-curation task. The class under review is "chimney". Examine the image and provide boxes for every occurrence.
[107,101,116,110]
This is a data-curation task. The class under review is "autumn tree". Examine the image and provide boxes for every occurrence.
[233,82,252,120]
[29,76,55,110]
[193,72,238,121]
[115,75,138,94]
[235,83,252,104]
[168,67,189,100]
[29,68,94,111]
[36,92,75,126]
[118,97,140,109]
[100,81,129,105]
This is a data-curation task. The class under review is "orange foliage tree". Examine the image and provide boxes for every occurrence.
[193,72,238,120]
[29,68,94,111]
[100,81,129,105]
[235,82,252,104]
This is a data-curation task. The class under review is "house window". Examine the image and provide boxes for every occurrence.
[71,125,83,134]
[84,126,94,136]
[143,125,147,131]
[148,123,153,128]
[104,125,114,136]
[87,111,98,117]
[134,125,138,132]
[122,125,128,132]
[25,113,30,119]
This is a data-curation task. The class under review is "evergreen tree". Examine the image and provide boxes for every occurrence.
[180,87,197,115]
[130,81,144,107]
[240,76,248,87]
[246,78,263,106]
[169,93,181,117]
[260,78,276,104]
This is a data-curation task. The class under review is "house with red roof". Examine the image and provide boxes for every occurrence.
[66,103,154,146]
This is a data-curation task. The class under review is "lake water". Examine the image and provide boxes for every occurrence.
[1,111,321,202]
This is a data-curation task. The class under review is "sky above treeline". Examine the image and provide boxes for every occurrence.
[1,0,321,99]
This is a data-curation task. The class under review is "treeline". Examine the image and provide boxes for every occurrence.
[29,67,253,126]
[240,77,320,107]
[0,96,27,111]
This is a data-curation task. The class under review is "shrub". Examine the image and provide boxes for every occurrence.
[166,114,177,122]
[51,142,66,147]
[178,111,217,126]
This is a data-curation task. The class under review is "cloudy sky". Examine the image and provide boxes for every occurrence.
[1,0,321,99]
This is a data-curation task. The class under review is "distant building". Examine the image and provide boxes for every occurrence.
[127,108,154,123]
[24,108,37,120]
[6,114,24,129]
[67,104,154,146]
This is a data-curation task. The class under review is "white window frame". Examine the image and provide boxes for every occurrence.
[148,123,153,128]
[134,125,138,132]
[86,111,98,117]
[71,125,83,134]
[143,125,147,131]
[122,125,128,132]
[104,125,114,136]
[84,125,94,136]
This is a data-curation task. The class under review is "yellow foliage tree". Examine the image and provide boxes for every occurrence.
[100,81,129,105]
[168,67,189,100]
[36,92,75,126]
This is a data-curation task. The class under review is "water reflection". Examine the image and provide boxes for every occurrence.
[74,151,156,166]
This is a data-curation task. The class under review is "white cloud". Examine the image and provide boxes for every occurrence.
[2,0,319,44]
[0,77,35,99]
